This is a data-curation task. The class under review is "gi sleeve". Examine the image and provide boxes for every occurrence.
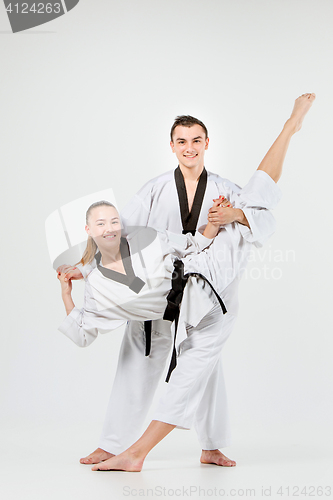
[160,230,213,259]
[76,259,97,280]
[58,306,98,347]
[58,281,125,347]
[227,170,282,247]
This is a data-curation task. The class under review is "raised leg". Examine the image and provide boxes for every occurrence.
[257,93,315,182]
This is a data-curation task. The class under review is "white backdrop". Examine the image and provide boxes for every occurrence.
[1,1,332,499]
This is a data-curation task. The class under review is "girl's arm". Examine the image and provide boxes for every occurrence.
[58,272,75,315]
[57,272,126,348]
[202,220,220,239]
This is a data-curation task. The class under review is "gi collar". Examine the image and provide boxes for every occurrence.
[95,237,145,294]
[174,166,208,236]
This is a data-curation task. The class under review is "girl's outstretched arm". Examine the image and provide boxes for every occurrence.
[58,272,75,315]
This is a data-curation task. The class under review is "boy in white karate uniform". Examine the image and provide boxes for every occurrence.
[59,93,315,469]
[80,92,315,472]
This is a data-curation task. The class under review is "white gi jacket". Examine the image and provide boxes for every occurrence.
[121,168,280,247]
[59,230,213,347]
[60,170,281,349]
[78,168,280,279]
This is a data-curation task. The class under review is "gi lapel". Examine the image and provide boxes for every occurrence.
[174,166,208,235]
[95,238,145,294]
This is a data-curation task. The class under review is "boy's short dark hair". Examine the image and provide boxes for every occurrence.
[170,115,208,141]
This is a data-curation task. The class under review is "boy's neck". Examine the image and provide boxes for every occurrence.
[179,164,204,182]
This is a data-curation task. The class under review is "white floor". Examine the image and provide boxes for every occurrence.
[1,421,332,500]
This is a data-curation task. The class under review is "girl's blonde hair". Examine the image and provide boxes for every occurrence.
[79,200,117,266]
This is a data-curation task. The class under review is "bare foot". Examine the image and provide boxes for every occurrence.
[287,93,316,133]
[80,447,114,465]
[200,449,236,467]
[91,450,144,472]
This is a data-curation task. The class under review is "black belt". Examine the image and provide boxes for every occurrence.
[144,320,152,356]
[142,167,207,359]
[163,259,227,383]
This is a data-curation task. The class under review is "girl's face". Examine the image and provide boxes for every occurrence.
[85,205,122,253]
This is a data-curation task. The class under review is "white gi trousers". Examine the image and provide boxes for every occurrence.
[153,303,236,442]
[99,304,235,453]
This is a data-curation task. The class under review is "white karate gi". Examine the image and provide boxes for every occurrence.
[59,230,214,345]
[152,170,282,430]
[71,169,281,453]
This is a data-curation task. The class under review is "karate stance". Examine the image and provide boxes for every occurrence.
[58,166,277,465]
[60,118,253,467]
[58,93,315,470]
[82,92,315,472]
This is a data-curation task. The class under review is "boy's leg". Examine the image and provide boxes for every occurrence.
[92,304,236,472]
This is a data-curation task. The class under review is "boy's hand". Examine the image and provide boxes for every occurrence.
[208,196,237,226]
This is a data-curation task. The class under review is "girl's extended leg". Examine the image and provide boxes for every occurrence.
[208,93,316,227]
[257,93,315,182]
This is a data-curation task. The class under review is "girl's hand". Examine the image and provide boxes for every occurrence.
[57,272,73,296]
[56,264,83,281]
[213,195,233,208]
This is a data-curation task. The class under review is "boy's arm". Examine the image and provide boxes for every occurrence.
[208,195,250,229]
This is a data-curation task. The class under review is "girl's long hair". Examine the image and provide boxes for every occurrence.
[78,201,116,266]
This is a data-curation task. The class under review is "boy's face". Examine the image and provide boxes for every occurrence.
[170,124,209,170]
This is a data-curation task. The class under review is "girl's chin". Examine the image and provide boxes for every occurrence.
[99,238,120,249]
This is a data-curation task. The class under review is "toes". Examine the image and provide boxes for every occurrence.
[221,460,236,467]
[80,456,102,464]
